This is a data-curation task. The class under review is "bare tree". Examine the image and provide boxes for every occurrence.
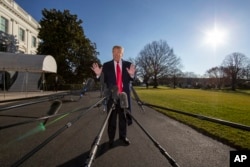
[183,72,198,78]
[134,54,153,85]
[170,68,183,88]
[206,66,225,89]
[0,31,18,53]
[246,64,250,79]
[241,61,250,80]
[136,40,181,88]
[222,52,249,90]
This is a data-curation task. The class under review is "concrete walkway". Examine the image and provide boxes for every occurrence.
[0,91,67,102]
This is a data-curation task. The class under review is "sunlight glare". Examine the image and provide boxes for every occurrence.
[203,24,227,49]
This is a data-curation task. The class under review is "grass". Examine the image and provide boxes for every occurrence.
[134,86,250,150]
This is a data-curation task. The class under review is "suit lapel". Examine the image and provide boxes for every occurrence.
[109,60,116,83]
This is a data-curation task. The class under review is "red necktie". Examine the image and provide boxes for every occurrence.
[116,61,122,93]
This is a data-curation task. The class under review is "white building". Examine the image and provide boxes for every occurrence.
[0,0,55,92]
[0,0,40,54]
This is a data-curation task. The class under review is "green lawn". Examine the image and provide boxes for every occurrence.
[134,86,250,150]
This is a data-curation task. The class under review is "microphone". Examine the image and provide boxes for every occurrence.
[103,85,119,103]
[119,92,129,109]
[119,92,132,125]
[43,100,62,125]
[80,78,95,96]
[111,86,119,102]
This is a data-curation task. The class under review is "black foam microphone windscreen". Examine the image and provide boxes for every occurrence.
[47,100,62,115]
[44,100,62,125]
[111,85,118,101]
[119,92,129,108]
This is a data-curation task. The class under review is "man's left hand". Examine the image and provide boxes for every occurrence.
[126,64,136,78]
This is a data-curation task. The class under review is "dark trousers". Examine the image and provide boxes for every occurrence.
[107,100,127,141]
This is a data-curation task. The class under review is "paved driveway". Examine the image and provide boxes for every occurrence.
[0,91,234,167]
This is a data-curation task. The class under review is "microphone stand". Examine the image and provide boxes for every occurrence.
[125,110,180,167]
[130,84,145,112]
[67,78,95,102]
[1,78,96,130]
[84,85,119,167]
[11,97,106,167]
[0,100,62,130]
[120,92,180,167]
[84,102,115,167]
[80,78,95,97]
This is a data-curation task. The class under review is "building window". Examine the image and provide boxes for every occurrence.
[19,28,25,41]
[32,36,36,47]
[0,17,9,33]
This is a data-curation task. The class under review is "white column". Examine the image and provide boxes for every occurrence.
[10,18,14,35]
[26,29,29,53]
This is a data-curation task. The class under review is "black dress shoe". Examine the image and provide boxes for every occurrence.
[119,137,130,145]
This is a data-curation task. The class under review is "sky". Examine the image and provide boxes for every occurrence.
[14,0,250,76]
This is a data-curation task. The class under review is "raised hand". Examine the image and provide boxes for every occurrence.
[91,63,102,76]
[126,64,136,77]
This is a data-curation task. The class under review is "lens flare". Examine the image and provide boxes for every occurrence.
[15,113,69,141]
[202,23,228,49]
[16,123,46,141]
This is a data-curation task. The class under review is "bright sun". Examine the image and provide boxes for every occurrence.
[203,24,227,48]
